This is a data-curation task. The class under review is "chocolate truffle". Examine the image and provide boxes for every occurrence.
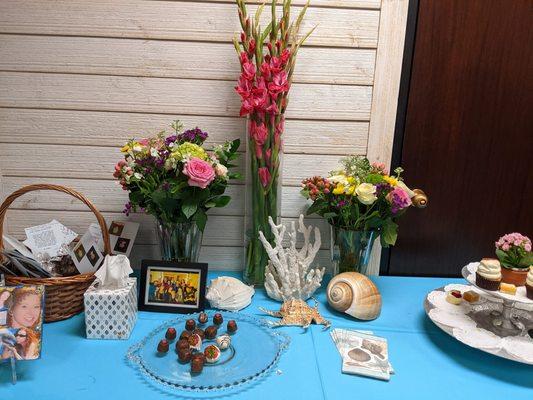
[204,345,221,363]
[192,328,205,340]
[179,330,192,341]
[198,312,208,325]
[185,319,196,332]
[191,355,205,374]
[227,320,237,333]
[157,339,169,353]
[176,339,190,352]
[178,348,192,363]
[204,325,218,340]
[213,313,223,325]
[165,327,177,340]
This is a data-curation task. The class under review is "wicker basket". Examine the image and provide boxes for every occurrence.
[0,184,112,322]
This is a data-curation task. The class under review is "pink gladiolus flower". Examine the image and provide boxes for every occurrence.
[255,143,263,159]
[270,57,282,73]
[250,121,268,145]
[248,39,256,54]
[239,97,254,116]
[268,72,289,95]
[260,62,271,78]
[280,49,291,66]
[235,76,252,99]
[266,99,279,115]
[242,62,256,80]
[239,52,249,65]
[258,167,271,188]
[183,157,215,189]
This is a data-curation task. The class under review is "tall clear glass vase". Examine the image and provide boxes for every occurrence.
[156,220,203,262]
[243,119,283,286]
[330,226,379,276]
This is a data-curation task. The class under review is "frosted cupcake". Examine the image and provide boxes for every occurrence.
[476,258,501,291]
[526,266,533,300]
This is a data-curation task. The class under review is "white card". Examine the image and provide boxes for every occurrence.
[23,220,77,258]
[70,230,104,274]
[2,234,35,260]
[108,221,139,257]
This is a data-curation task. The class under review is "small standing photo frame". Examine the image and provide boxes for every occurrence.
[138,260,208,314]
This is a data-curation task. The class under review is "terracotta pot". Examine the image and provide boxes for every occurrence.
[500,267,528,286]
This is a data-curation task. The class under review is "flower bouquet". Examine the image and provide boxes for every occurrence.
[113,120,240,262]
[301,155,427,275]
[495,233,532,286]
[233,0,315,285]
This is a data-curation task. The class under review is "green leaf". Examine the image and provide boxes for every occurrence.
[306,199,326,216]
[322,212,338,219]
[182,199,197,219]
[195,210,207,232]
[381,219,398,247]
[151,189,179,215]
[519,252,533,267]
[213,195,231,208]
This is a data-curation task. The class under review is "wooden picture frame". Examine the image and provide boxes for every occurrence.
[138,260,208,314]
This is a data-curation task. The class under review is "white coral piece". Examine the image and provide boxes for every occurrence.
[259,215,324,302]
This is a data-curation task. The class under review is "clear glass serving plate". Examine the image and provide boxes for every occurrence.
[127,311,290,392]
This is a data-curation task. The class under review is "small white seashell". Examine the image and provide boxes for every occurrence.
[206,276,255,311]
[216,334,231,350]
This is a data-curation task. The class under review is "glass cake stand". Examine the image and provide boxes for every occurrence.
[127,311,290,392]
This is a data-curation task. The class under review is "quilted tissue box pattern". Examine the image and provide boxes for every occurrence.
[84,277,137,340]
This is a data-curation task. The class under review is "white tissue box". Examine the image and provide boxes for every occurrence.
[83,277,137,340]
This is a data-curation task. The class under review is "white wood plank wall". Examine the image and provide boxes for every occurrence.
[0,0,398,271]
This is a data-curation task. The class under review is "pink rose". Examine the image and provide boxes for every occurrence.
[183,158,215,189]
[258,167,271,188]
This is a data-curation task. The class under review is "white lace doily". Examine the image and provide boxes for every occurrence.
[428,308,477,330]
[502,336,533,363]
[428,290,472,315]
[452,327,502,350]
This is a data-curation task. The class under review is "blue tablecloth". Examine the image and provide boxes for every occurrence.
[2,272,532,399]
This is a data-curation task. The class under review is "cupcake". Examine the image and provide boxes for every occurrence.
[526,266,533,300]
[475,258,501,291]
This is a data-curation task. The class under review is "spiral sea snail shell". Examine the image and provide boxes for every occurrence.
[326,272,382,320]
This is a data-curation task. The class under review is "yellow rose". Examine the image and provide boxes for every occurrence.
[383,175,398,186]
[355,183,377,205]
[345,185,356,195]
[332,184,345,195]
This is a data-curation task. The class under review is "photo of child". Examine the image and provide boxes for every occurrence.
[0,285,44,361]
[145,267,201,308]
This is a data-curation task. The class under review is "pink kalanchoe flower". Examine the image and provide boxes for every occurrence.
[258,167,271,188]
[183,157,215,189]
[495,233,531,252]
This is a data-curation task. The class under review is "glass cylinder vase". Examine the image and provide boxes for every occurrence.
[243,118,283,286]
[330,226,379,276]
[155,220,203,262]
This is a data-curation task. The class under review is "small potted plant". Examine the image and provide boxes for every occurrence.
[301,156,427,276]
[495,233,533,286]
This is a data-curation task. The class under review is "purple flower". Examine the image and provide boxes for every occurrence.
[123,202,132,216]
[177,127,209,144]
[376,183,392,197]
[337,200,348,208]
[165,135,177,146]
[162,182,170,191]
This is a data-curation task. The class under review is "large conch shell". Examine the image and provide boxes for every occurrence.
[206,276,254,311]
[326,272,382,320]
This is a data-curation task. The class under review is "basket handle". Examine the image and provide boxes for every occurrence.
[0,184,111,255]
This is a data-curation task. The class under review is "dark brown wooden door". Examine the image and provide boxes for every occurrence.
[388,0,533,277]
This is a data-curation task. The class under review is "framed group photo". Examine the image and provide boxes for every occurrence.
[138,260,208,314]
